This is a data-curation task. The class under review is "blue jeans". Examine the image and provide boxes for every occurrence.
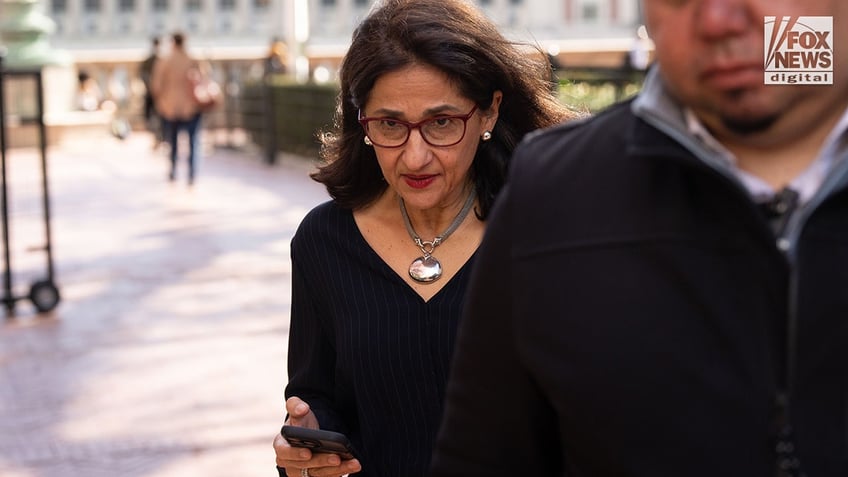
[162,113,202,182]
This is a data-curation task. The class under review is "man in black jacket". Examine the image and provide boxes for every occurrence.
[431,1,848,476]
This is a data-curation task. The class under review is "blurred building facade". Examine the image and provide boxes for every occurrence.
[42,0,644,65]
[4,0,645,146]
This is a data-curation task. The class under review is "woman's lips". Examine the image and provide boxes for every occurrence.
[403,175,437,189]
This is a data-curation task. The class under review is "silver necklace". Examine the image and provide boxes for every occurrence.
[399,188,476,283]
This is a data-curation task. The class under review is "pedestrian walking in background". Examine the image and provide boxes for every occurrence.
[150,32,206,185]
[430,0,848,476]
[271,0,577,476]
[75,70,104,112]
[139,36,162,146]
[262,37,289,164]
[263,37,288,78]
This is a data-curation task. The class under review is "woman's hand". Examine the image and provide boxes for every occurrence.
[285,396,320,429]
[274,397,362,477]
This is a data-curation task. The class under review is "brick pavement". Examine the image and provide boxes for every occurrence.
[0,128,329,476]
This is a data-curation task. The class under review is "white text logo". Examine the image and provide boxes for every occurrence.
[764,16,833,85]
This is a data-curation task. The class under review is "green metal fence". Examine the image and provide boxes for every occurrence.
[241,79,338,161]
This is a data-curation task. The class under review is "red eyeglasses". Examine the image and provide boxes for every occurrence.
[358,105,478,148]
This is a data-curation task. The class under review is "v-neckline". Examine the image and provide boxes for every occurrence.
[347,208,474,304]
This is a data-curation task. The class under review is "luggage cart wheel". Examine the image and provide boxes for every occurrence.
[29,280,60,313]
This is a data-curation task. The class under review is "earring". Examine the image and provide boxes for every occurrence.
[481,131,492,141]
[364,136,373,146]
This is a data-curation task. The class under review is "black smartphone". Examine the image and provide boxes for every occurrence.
[281,425,356,460]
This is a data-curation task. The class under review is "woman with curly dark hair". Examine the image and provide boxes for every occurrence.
[274,1,577,476]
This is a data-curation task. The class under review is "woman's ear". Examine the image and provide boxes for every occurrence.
[484,90,503,132]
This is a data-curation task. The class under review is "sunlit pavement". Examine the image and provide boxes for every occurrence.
[0,128,329,476]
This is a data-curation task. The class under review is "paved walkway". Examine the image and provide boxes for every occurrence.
[0,128,330,476]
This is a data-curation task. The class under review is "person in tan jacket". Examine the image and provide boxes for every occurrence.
[150,32,204,184]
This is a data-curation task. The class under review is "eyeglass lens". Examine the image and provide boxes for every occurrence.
[365,115,469,147]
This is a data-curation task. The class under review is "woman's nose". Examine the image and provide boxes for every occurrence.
[402,128,433,170]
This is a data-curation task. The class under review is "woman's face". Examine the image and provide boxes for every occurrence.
[361,63,501,212]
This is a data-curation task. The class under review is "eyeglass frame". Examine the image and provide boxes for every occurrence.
[358,105,479,148]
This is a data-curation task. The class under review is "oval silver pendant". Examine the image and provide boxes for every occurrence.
[409,255,442,283]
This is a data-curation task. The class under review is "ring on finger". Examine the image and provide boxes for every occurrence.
[300,468,310,477]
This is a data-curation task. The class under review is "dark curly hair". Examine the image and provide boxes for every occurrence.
[312,0,576,219]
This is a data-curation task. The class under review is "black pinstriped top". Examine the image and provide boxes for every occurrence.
[284,200,474,477]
